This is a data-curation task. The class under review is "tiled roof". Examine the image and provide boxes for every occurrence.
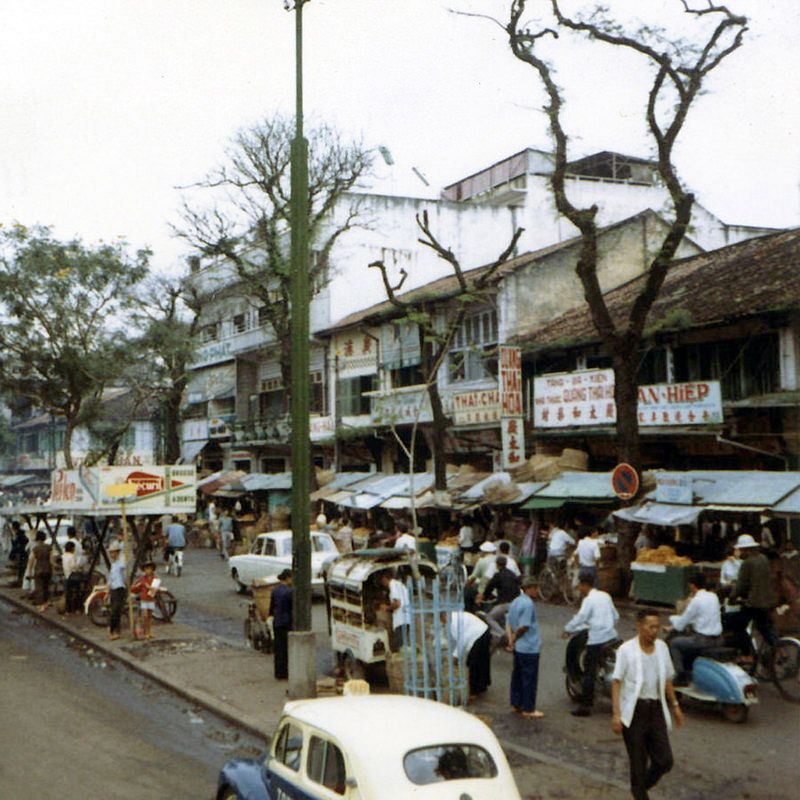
[322,211,663,334]
[514,226,800,349]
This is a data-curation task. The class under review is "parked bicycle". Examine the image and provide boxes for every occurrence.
[538,556,579,605]
[739,618,800,703]
[84,582,177,626]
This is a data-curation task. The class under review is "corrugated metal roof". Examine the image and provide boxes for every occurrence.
[532,471,616,500]
[773,487,800,516]
[241,472,292,492]
[658,470,800,507]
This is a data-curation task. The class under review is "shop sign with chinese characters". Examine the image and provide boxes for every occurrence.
[533,369,722,428]
[501,417,525,468]
[452,388,501,426]
[534,369,615,428]
[499,346,523,416]
[637,381,722,426]
[332,330,379,378]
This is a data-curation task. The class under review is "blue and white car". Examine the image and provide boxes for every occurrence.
[217,694,521,799]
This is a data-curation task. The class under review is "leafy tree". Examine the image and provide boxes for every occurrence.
[175,114,371,410]
[0,224,149,467]
[370,211,522,493]
[501,0,747,471]
[130,275,201,464]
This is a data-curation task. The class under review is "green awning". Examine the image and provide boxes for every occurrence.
[521,498,566,510]
[521,496,617,510]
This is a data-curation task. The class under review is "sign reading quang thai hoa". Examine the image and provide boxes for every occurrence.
[533,369,723,428]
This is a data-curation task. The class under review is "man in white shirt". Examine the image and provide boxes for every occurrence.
[563,571,619,716]
[612,610,683,800]
[465,541,497,611]
[572,527,602,585]
[393,522,417,552]
[448,610,492,698]
[666,572,722,685]
[381,571,410,651]
[497,541,521,576]
[547,525,575,563]
[458,519,475,553]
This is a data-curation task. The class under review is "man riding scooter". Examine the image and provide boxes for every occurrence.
[664,572,722,685]
[562,570,620,716]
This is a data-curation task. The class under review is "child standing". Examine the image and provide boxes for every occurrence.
[131,561,159,640]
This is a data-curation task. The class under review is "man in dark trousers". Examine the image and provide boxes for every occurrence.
[730,533,778,655]
[269,569,293,680]
[612,610,683,800]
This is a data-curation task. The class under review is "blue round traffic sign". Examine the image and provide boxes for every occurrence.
[612,463,639,500]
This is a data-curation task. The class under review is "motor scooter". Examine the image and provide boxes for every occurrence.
[564,629,621,703]
[665,629,758,723]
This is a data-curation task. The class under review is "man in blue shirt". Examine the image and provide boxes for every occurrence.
[269,569,293,680]
[506,576,544,718]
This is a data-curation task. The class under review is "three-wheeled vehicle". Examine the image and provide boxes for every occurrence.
[324,549,438,681]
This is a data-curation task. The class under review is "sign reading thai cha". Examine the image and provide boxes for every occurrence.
[452,388,501,426]
[533,369,722,428]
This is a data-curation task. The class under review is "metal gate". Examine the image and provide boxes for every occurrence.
[402,564,468,706]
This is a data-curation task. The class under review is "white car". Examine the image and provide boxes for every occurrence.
[217,693,522,799]
[229,530,338,594]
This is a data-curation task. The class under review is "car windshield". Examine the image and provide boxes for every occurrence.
[403,744,498,785]
[312,535,337,553]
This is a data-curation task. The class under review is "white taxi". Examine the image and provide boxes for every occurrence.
[217,694,521,799]
[229,530,338,594]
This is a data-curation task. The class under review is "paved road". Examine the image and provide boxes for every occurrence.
[0,599,265,799]
[172,548,800,800]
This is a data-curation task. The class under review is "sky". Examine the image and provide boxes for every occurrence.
[1,0,798,273]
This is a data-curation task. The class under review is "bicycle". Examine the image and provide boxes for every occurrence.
[747,623,800,703]
[538,556,579,605]
[85,583,177,627]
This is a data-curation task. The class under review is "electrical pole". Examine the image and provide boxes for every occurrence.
[287,0,315,699]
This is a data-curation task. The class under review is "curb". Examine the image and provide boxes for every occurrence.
[0,587,271,744]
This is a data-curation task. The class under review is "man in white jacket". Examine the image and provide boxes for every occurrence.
[563,570,619,716]
[612,610,683,800]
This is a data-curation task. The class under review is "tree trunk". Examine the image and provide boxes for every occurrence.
[612,338,641,473]
[162,388,182,464]
[426,381,449,493]
[63,418,74,469]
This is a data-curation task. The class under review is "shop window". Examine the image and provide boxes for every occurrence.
[201,322,220,343]
[260,378,286,418]
[637,347,668,386]
[672,334,778,401]
[447,309,498,383]
[310,371,325,415]
[390,364,424,388]
[337,375,376,416]
[233,312,248,334]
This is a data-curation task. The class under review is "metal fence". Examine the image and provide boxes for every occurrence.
[402,564,468,706]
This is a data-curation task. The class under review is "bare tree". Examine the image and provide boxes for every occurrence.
[175,114,372,407]
[499,0,747,471]
[370,211,523,493]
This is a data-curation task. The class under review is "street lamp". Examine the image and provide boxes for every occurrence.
[287,0,315,699]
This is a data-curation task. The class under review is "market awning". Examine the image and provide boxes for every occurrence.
[614,501,702,527]
[337,492,387,510]
[178,439,208,464]
[520,497,566,510]
[241,472,292,492]
[772,487,800,517]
